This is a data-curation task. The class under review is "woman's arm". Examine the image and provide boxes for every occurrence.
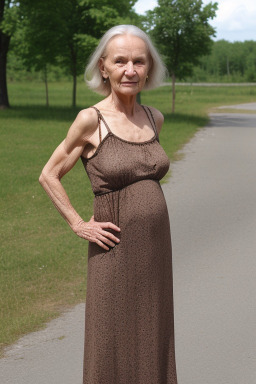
[39,108,120,250]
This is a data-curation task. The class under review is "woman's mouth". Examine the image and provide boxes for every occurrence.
[121,82,138,86]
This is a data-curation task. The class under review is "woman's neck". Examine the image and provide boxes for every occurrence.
[107,92,139,117]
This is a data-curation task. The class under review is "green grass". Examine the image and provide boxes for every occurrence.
[0,81,255,354]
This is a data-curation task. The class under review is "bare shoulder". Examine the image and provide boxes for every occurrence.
[72,107,98,136]
[145,105,164,133]
[65,107,99,145]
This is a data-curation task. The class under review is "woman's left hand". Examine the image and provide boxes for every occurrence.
[72,215,121,251]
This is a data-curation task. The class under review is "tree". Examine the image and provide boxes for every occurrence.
[55,0,140,107]
[16,0,139,107]
[12,1,62,106]
[244,42,256,82]
[0,0,18,108]
[195,40,256,82]
[145,0,217,112]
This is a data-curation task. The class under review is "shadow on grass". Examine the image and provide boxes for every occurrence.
[164,112,209,127]
[1,106,210,127]
[0,104,93,122]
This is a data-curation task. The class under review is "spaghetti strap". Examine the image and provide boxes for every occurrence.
[91,105,159,144]
[90,106,102,143]
[141,105,159,141]
[90,106,111,136]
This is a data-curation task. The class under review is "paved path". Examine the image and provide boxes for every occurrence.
[162,83,256,87]
[163,105,256,384]
[218,102,256,110]
[1,104,256,384]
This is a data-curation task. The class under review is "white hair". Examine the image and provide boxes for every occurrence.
[84,25,167,96]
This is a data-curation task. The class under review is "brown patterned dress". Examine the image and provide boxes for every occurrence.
[81,106,178,384]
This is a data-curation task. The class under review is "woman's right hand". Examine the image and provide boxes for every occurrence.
[73,215,121,251]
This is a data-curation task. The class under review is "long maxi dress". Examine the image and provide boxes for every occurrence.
[81,105,178,384]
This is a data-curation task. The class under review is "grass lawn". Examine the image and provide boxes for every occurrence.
[0,81,255,354]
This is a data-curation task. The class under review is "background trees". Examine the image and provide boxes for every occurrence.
[194,40,256,82]
[19,0,140,107]
[1,0,255,111]
[1,0,140,108]
[145,0,218,112]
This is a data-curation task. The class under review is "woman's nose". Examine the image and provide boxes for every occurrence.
[125,62,135,76]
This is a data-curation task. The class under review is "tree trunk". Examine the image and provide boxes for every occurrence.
[227,57,230,77]
[70,46,77,107]
[171,73,176,114]
[0,31,10,109]
[44,67,49,107]
[72,71,76,108]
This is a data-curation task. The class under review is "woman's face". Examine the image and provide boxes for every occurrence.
[99,34,151,96]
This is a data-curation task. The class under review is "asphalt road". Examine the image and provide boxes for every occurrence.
[1,104,256,384]
[163,105,256,384]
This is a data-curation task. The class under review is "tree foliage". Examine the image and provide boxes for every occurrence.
[2,0,140,108]
[16,0,140,107]
[194,40,256,82]
[145,0,218,112]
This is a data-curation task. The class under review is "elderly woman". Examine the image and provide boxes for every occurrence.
[39,25,178,384]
